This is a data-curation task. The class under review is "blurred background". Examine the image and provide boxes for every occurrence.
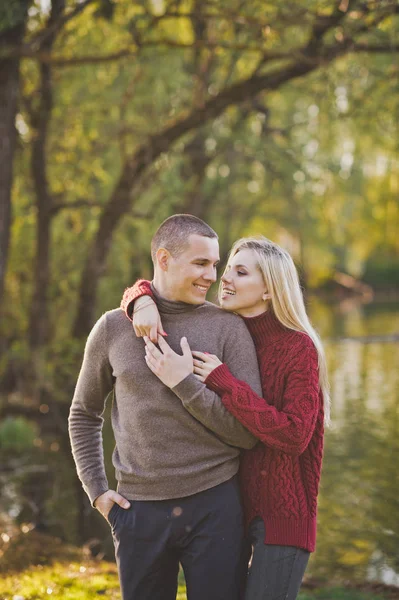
[0,0,398,597]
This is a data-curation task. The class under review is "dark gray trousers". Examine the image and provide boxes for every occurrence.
[243,518,310,600]
[108,476,245,600]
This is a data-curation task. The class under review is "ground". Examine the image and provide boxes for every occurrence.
[0,560,397,600]
[0,532,397,600]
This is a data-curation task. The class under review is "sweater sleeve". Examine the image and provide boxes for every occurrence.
[205,339,321,456]
[120,279,154,320]
[172,318,262,450]
[68,314,115,506]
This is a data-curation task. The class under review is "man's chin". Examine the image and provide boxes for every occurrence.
[190,293,207,305]
[189,286,210,303]
[178,291,206,305]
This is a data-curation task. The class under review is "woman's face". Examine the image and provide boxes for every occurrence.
[220,248,269,317]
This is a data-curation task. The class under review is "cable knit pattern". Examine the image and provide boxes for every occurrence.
[206,311,324,552]
[120,281,324,552]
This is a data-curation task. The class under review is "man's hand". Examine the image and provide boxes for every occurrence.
[133,296,166,343]
[94,490,130,522]
[144,335,193,388]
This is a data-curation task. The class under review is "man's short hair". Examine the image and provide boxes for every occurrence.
[151,214,218,264]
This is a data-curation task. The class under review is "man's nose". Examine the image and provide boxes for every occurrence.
[204,265,217,282]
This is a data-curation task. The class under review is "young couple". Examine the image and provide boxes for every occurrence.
[69,214,329,600]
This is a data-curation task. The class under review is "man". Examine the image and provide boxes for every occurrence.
[69,214,262,600]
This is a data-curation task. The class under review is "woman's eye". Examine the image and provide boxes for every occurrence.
[237,271,246,276]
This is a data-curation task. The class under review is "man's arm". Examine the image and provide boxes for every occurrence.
[68,314,115,506]
[172,318,262,449]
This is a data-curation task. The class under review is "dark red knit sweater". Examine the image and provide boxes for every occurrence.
[121,281,324,552]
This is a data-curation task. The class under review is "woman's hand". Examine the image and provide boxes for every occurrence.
[133,296,166,343]
[144,335,193,388]
[192,351,223,383]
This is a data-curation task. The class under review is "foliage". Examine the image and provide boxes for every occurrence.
[0,417,38,452]
[3,0,398,347]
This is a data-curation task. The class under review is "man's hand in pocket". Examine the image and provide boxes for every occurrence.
[94,490,130,521]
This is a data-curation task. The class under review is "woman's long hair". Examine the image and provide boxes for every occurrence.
[223,236,331,425]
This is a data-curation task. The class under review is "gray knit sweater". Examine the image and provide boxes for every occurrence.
[69,292,262,505]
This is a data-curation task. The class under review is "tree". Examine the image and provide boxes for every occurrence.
[3,0,399,338]
[0,0,31,303]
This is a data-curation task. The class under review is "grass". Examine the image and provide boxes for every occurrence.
[299,590,389,600]
[0,560,392,600]
[0,561,187,600]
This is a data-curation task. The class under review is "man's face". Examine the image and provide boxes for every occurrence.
[164,234,220,304]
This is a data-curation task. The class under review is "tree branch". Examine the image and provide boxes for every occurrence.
[51,200,102,215]
[306,0,358,52]
[25,0,95,51]
[136,7,314,30]
[3,41,291,66]
[352,42,399,53]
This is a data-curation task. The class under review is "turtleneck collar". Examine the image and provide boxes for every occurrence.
[150,282,203,314]
[242,308,287,348]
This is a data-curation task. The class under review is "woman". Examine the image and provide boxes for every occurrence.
[121,236,330,600]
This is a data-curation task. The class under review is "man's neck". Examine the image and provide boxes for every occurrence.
[152,276,178,302]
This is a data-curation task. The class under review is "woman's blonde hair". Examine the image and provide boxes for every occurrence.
[223,236,331,425]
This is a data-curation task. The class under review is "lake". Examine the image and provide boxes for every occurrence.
[306,299,399,585]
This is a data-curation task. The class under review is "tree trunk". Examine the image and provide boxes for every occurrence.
[0,1,31,304]
[28,62,54,348]
[28,0,65,349]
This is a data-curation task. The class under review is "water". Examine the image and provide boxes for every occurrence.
[307,299,399,584]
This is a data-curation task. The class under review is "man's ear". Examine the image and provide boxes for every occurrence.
[156,248,170,272]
